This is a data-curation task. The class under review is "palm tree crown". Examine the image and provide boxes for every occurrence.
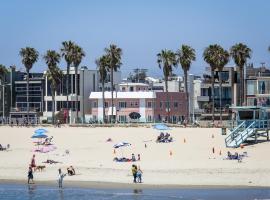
[176,45,196,72]
[230,43,251,68]
[60,41,74,67]
[19,47,39,71]
[105,44,122,70]
[72,45,85,67]
[0,64,8,81]
[96,55,110,82]
[44,50,61,69]
[157,49,177,78]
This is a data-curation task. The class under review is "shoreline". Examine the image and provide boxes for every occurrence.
[1,179,269,190]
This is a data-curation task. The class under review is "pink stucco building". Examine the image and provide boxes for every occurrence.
[89,89,188,123]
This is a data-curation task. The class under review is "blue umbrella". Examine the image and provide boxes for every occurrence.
[152,124,171,131]
[34,128,48,134]
[31,132,48,139]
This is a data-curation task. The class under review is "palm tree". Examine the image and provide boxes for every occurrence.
[96,55,110,123]
[71,44,85,123]
[230,43,252,106]
[0,64,8,84]
[157,49,177,123]
[203,44,226,122]
[43,50,62,124]
[216,49,230,122]
[19,47,39,122]
[105,44,122,123]
[176,45,196,122]
[60,41,75,110]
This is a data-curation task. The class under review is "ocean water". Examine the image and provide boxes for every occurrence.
[0,184,270,200]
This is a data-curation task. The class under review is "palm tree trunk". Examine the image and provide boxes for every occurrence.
[75,66,78,123]
[219,69,222,123]
[26,69,29,123]
[102,81,106,123]
[211,69,215,123]
[110,68,114,123]
[184,70,189,122]
[51,86,55,125]
[239,67,243,106]
[165,77,170,123]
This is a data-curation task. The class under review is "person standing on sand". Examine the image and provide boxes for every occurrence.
[136,166,143,183]
[30,154,36,170]
[58,168,66,188]
[131,165,137,183]
[28,166,34,184]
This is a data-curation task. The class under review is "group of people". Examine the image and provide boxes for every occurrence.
[114,153,141,162]
[0,143,10,151]
[227,151,247,162]
[131,165,143,183]
[156,132,173,143]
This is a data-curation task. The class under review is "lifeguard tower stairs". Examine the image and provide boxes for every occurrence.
[225,106,269,148]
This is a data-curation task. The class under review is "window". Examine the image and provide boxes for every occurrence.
[122,87,126,91]
[247,80,257,95]
[92,101,97,108]
[160,102,162,108]
[165,101,170,108]
[130,102,134,107]
[135,101,139,106]
[147,101,152,108]
[174,102,178,108]
[119,102,127,108]
[130,86,134,91]
[105,102,109,108]
[147,115,152,122]
[118,115,127,122]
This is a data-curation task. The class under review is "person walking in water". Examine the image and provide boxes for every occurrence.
[58,168,66,188]
[27,166,34,184]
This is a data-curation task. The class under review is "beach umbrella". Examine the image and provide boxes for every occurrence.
[129,112,141,119]
[34,128,48,134]
[31,132,48,139]
[152,124,171,131]
[113,142,131,157]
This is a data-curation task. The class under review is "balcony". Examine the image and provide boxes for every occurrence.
[197,96,209,102]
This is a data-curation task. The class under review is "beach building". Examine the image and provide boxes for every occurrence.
[89,83,188,123]
[194,67,238,120]
[43,66,121,123]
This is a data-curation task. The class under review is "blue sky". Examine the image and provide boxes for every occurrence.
[0,0,270,77]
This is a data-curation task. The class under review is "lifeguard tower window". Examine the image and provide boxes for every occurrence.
[239,110,259,120]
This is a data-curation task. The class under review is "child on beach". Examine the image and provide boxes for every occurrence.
[137,166,143,183]
[27,166,34,184]
[58,168,66,188]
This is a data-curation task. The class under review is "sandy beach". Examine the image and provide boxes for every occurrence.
[0,126,269,187]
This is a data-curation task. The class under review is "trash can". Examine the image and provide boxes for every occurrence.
[221,127,227,135]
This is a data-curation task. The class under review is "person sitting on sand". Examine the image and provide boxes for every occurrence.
[58,168,66,188]
[227,151,232,159]
[28,166,34,184]
[132,153,136,162]
[136,166,143,183]
[131,165,137,183]
[67,166,76,176]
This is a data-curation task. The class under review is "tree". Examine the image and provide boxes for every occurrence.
[230,43,252,106]
[104,44,122,123]
[71,44,85,123]
[43,50,62,124]
[203,44,226,122]
[60,41,75,110]
[216,49,230,122]
[157,49,177,123]
[0,64,8,84]
[176,45,196,122]
[19,47,39,122]
[96,55,110,123]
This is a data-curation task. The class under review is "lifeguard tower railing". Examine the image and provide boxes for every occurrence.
[225,106,270,148]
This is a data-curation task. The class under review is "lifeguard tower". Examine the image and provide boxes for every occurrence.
[225,106,269,148]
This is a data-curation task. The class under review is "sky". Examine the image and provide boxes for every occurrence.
[0,0,270,77]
